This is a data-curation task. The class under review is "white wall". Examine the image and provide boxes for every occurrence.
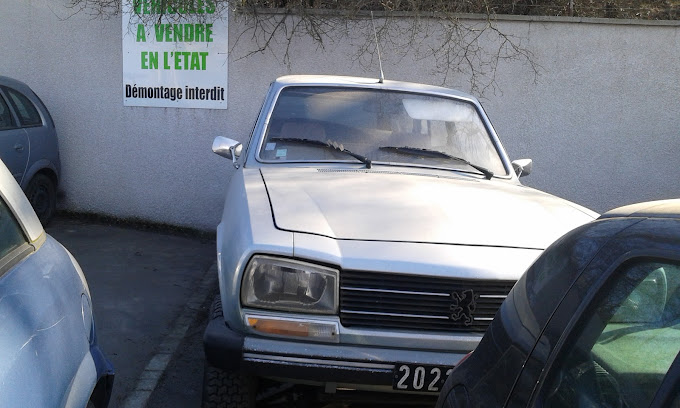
[2,1,679,230]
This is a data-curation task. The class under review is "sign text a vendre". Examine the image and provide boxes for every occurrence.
[122,0,228,109]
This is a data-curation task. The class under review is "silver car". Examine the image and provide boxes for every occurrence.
[0,158,113,407]
[204,75,597,406]
[0,76,60,224]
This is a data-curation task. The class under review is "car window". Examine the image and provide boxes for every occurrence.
[0,94,16,130]
[0,197,28,261]
[259,86,507,175]
[2,87,42,127]
[542,259,680,408]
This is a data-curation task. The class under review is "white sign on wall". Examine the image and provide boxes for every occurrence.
[122,0,228,109]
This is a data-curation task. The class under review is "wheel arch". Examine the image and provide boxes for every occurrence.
[21,160,59,191]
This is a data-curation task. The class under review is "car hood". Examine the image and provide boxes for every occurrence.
[260,167,597,249]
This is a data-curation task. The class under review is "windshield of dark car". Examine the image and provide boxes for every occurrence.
[258,86,507,175]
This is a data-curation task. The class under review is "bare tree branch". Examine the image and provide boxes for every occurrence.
[71,0,627,94]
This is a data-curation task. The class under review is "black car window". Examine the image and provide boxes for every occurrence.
[0,94,16,130]
[2,87,42,127]
[542,259,680,408]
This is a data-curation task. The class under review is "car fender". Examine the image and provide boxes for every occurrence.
[61,352,97,408]
[216,168,293,330]
[20,158,59,190]
[0,240,91,407]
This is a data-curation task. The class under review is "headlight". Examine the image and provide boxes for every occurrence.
[241,255,338,314]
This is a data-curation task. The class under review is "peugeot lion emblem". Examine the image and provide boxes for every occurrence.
[450,289,478,326]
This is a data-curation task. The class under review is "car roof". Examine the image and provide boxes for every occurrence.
[0,76,34,93]
[599,199,680,220]
[273,75,479,102]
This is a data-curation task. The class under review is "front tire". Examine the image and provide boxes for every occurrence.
[25,173,56,225]
[202,364,256,408]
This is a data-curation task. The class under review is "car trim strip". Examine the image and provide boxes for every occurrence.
[343,288,510,299]
[343,309,496,322]
[342,286,451,297]
[342,310,451,320]
[243,353,395,370]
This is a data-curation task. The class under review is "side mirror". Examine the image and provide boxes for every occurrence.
[512,159,533,178]
[212,136,243,168]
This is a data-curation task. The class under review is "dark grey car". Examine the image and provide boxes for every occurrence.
[436,199,680,408]
[0,76,60,224]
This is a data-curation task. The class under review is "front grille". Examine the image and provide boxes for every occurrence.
[340,271,515,333]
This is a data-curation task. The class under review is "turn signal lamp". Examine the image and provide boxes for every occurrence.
[245,314,339,343]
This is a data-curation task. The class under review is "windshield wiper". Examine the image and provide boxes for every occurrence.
[271,137,372,169]
[379,146,493,179]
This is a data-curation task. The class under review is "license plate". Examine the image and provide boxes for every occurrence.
[392,363,454,392]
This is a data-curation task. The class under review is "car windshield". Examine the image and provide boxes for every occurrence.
[259,86,507,176]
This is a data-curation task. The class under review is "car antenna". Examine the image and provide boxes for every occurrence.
[371,11,385,83]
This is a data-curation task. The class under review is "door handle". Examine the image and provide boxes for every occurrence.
[14,144,24,152]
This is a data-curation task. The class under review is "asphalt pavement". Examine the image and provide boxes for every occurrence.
[45,215,434,408]
[46,215,217,408]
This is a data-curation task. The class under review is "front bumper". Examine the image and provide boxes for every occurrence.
[204,308,471,392]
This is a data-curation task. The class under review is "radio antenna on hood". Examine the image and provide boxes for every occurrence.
[371,11,385,83]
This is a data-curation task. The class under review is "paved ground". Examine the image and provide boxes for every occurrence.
[46,215,435,408]
[146,289,215,408]
[46,216,216,408]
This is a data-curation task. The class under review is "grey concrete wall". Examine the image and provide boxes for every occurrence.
[2,0,679,230]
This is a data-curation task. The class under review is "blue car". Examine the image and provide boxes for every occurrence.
[0,158,113,407]
[0,76,60,224]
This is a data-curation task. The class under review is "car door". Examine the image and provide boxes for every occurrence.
[535,257,680,407]
[501,216,680,408]
[0,89,29,184]
[648,351,680,407]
